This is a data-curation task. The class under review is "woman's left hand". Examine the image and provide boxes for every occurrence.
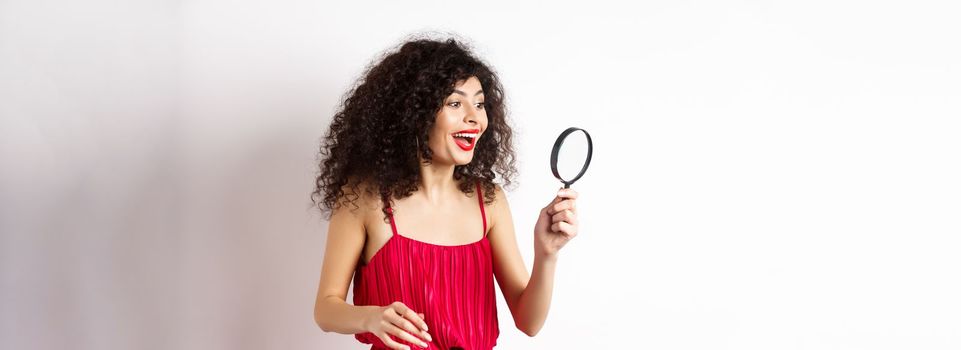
[533,188,579,258]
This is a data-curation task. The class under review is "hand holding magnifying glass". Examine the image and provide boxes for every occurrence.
[533,127,593,258]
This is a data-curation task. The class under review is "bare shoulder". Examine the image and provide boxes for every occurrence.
[489,183,506,203]
[487,183,513,229]
[490,183,513,206]
[331,181,382,222]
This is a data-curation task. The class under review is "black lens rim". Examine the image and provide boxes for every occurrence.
[550,127,593,188]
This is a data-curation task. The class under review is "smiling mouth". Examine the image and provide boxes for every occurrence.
[451,129,479,151]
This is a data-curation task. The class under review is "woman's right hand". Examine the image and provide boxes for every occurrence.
[363,301,432,349]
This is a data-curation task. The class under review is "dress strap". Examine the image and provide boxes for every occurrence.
[476,181,487,236]
[382,193,398,237]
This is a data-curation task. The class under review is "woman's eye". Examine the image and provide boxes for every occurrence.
[475,102,485,110]
[448,101,461,108]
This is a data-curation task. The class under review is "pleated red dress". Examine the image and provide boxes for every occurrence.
[353,182,499,350]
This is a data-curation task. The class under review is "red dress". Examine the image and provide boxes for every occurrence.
[353,182,499,350]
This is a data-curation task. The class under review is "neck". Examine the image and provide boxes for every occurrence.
[417,157,460,204]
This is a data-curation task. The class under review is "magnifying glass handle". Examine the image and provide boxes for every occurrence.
[564,183,570,189]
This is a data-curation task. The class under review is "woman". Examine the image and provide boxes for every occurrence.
[312,37,579,350]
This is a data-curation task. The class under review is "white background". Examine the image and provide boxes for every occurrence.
[2,0,959,349]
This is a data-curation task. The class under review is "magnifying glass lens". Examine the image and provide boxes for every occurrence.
[557,135,589,180]
[550,127,593,189]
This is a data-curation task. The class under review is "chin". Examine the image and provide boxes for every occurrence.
[445,146,475,165]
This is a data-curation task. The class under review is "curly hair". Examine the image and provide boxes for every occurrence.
[311,36,517,220]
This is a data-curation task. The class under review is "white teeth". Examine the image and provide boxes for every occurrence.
[452,133,477,138]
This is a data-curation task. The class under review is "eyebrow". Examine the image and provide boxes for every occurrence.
[453,89,484,97]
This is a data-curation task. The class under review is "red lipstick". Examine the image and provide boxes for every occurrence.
[450,129,480,152]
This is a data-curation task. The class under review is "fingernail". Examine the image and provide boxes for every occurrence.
[425,332,432,342]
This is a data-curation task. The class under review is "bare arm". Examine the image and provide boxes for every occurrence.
[313,195,431,349]
[312,198,372,333]
[488,185,579,336]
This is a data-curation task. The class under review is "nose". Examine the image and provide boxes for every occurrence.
[464,108,478,125]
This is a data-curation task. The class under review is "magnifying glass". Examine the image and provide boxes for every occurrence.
[550,127,593,189]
